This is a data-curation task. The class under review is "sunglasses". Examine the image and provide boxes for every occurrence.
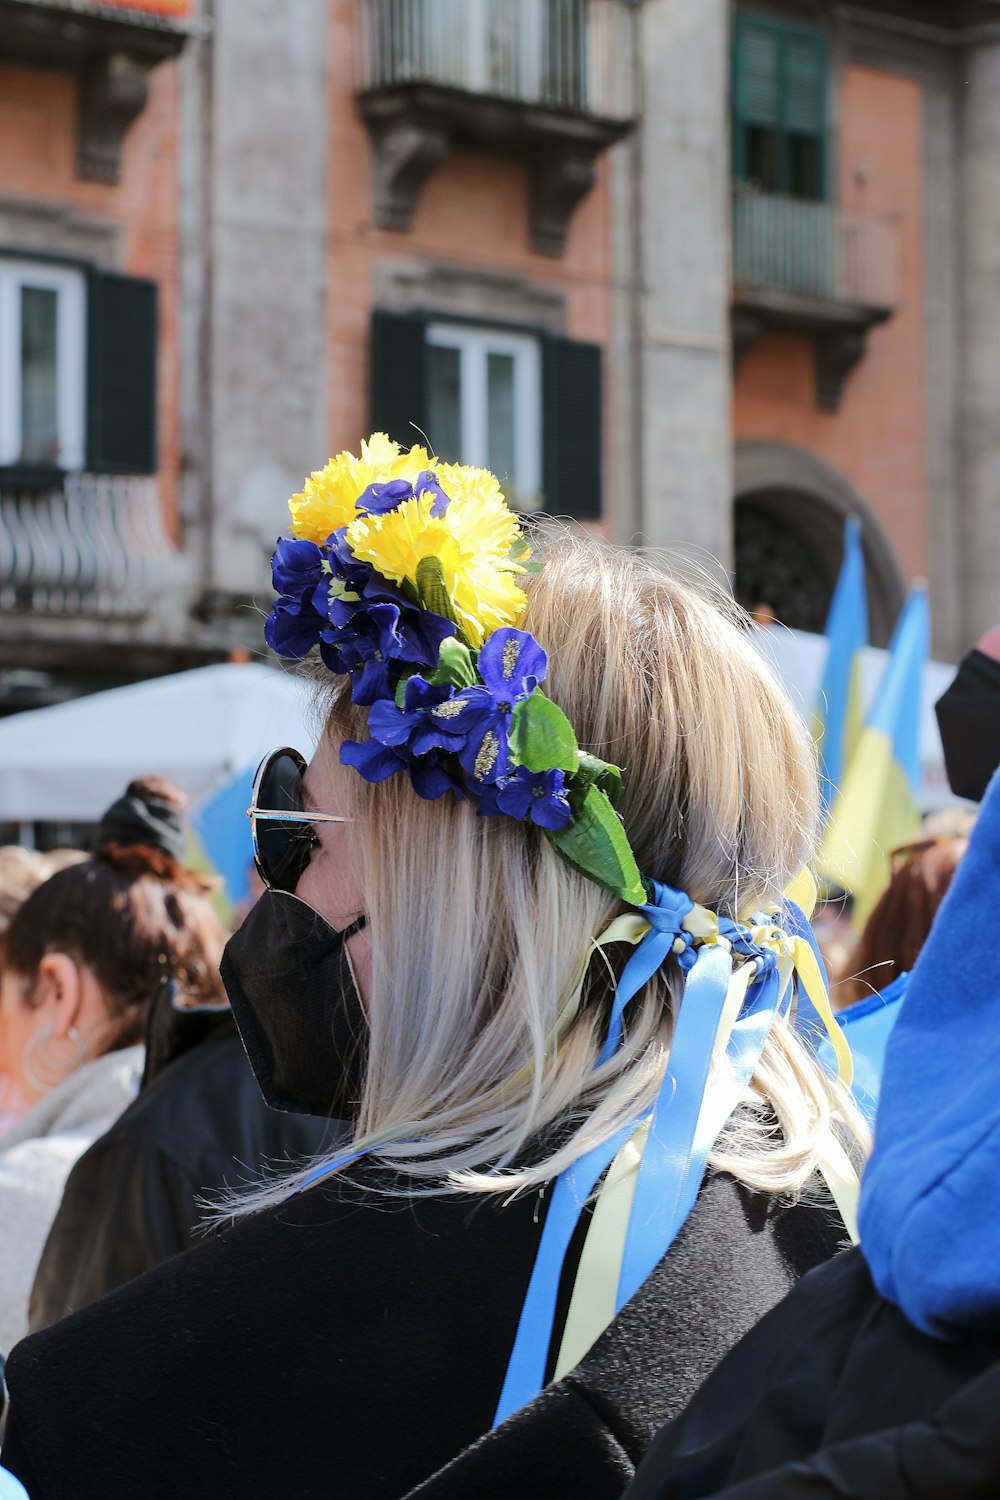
[247,746,353,893]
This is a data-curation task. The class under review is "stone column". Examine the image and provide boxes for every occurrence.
[957,35,1000,646]
[623,0,732,574]
[204,0,330,603]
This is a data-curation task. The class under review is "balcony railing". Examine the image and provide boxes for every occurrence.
[732,186,898,311]
[0,473,180,621]
[356,0,636,251]
[357,0,636,124]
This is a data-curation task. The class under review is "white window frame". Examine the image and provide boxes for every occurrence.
[0,259,86,470]
[426,321,542,510]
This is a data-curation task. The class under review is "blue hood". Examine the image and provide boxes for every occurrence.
[859,765,1000,1339]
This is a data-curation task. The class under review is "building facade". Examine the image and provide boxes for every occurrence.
[2,0,999,718]
[622,0,1000,657]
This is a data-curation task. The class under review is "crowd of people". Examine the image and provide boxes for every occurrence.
[0,437,996,1498]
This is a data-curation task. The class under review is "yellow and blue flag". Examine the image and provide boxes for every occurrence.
[817,583,929,929]
[815,518,868,817]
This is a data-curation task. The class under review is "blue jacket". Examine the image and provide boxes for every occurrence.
[859,764,1000,1338]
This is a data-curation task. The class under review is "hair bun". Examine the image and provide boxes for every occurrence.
[95,778,187,867]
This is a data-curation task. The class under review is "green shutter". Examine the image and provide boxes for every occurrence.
[736,18,781,127]
[86,270,158,475]
[369,309,428,449]
[542,335,602,520]
[784,34,825,135]
[732,11,827,198]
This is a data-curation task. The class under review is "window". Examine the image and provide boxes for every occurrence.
[369,308,603,520]
[426,323,542,511]
[0,260,86,469]
[732,12,827,201]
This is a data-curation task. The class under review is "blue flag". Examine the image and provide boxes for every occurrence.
[815,517,868,816]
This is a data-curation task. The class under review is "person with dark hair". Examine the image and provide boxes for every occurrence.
[833,832,968,1009]
[0,777,228,1352]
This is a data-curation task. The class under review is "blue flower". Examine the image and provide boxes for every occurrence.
[265,595,326,659]
[367,676,466,758]
[355,470,452,519]
[265,538,331,659]
[271,536,326,599]
[309,528,455,705]
[495,767,572,830]
[340,732,463,802]
[441,628,549,786]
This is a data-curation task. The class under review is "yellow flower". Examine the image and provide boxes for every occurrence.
[288,434,435,545]
[345,478,527,646]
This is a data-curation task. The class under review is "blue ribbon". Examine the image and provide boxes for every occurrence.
[782,898,831,1051]
[617,945,782,1307]
[492,1115,639,1426]
[597,882,694,1067]
[496,884,793,1422]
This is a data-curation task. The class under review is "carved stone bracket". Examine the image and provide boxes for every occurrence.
[732,284,893,412]
[0,0,188,185]
[531,149,598,256]
[79,51,152,184]
[368,114,449,232]
[814,327,869,413]
[358,84,632,256]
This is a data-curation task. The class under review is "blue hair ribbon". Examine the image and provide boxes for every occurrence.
[495,879,792,1426]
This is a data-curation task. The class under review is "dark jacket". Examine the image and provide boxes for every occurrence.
[620,1246,1000,1500]
[28,996,338,1329]
[3,1167,843,1500]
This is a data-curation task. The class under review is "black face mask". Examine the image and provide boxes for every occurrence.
[220,890,368,1119]
[935,648,1000,803]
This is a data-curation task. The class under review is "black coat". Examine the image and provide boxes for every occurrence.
[3,1168,843,1500]
[621,1246,1000,1500]
[29,999,338,1329]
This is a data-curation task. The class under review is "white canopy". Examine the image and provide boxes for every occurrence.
[0,663,320,822]
[0,632,964,824]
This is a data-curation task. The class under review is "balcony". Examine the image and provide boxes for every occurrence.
[0,472,182,625]
[355,0,637,254]
[731,186,899,411]
[0,0,191,182]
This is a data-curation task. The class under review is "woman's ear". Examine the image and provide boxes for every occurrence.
[34,953,84,1036]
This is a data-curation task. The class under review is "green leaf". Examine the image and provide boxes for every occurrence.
[546,785,646,906]
[574,752,623,808]
[427,637,477,690]
[394,672,413,708]
[509,689,578,773]
[508,532,545,575]
[414,556,471,647]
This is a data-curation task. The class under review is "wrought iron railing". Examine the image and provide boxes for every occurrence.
[356,0,636,122]
[732,186,898,310]
[0,473,181,620]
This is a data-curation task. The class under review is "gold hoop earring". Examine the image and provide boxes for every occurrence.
[22,1025,86,1097]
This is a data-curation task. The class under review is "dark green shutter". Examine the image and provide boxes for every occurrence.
[735,18,780,128]
[86,270,157,474]
[542,335,602,520]
[732,12,826,198]
[369,309,427,449]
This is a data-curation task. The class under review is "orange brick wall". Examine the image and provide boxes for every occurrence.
[327,0,613,510]
[733,65,927,585]
[0,60,180,538]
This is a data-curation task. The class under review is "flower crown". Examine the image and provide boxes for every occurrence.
[265,434,646,906]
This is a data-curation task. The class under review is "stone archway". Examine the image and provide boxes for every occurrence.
[733,441,905,646]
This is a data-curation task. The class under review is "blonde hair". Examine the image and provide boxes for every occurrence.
[242,528,866,1210]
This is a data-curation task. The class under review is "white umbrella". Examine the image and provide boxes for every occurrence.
[0,662,321,822]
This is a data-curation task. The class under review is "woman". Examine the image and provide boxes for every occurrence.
[0,846,86,1132]
[0,779,227,1354]
[3,440,864,1500]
